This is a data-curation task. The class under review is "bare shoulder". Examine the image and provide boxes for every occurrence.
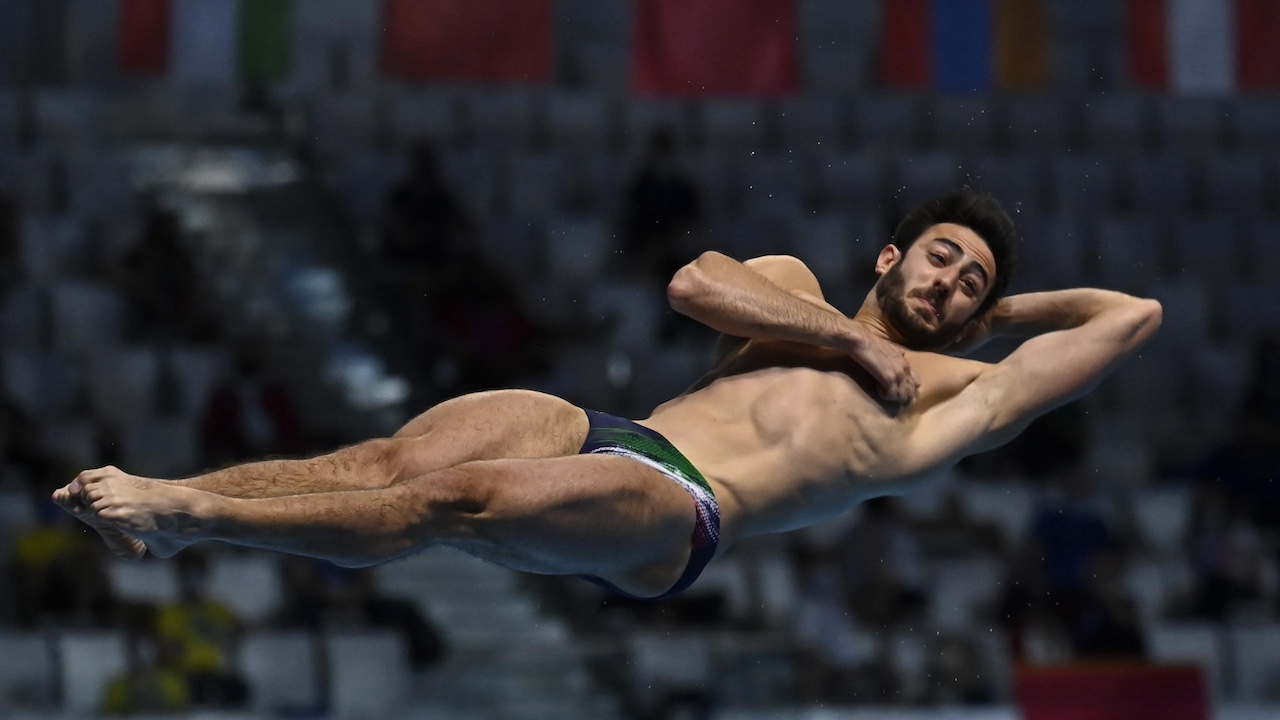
[744,255,825,300]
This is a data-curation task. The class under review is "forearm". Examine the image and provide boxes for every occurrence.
[993,289,1160,339]
[173,442,394,499]
[667,251,858,350]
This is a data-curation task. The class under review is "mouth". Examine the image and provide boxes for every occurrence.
[914,296,942,321]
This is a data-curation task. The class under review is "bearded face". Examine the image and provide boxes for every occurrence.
[875,259,969,351]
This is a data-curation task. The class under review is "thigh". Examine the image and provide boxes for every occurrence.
[442,454,698,596]
[390,389,589,481]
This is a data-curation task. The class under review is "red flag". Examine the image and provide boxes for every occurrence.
[119,0,171,74]
[880,0,931,87]
[1236,0,1280,89]
[633,0,796,98]
[380,0,550,83]
[1129,0,1168,88]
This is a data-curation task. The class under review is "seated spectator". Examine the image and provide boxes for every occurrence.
[276,557,446,672]
[839,497,927,627]
[201,336,304,467]
[154,551,249,709]
[101,625,191,716]
[913,489,1006,558]
[382,140,471,272]
[1181,336,1280,528]
[1074,549,1146,659]
[622,126,703,284]
[922,633,996,704]
[1184,485,1265,621]
[114,204,216,342]
[0,193,18,284]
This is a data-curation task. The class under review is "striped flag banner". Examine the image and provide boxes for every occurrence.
[1130,0,1280,93]
[881,0,1048,92]
[117,0,293,83]
[633,0,797,97]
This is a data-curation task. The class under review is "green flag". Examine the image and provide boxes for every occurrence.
[239,0,292,80]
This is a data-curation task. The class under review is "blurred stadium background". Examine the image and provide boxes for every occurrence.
[1,0,1279,718]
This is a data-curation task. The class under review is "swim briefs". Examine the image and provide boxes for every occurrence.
[576,409,720,601]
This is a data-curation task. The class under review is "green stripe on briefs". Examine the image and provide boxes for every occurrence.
[592,427,714,497]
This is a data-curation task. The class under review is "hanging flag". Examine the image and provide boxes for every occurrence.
[380,0,551,83]
[633,0,797,97]
[239,0,292,80]
[880,0,1048,92]
[1236,0,1280,89]
[1130,0,1280,94]
[170,0,238,85]
[994,0,1049,89]
[118,0,295,83]
[881,0,931,87]
[119,0,169,74]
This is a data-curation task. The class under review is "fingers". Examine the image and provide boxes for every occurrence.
[878,356,920,403]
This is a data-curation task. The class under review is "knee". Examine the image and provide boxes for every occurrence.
[411,463,501,539]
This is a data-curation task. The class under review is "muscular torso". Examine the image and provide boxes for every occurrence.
[636,338,987,553]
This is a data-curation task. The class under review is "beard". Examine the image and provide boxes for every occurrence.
[875,262,967,350]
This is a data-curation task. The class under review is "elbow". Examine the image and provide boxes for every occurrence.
[1126,297,1163,346]
[667,251,720,311]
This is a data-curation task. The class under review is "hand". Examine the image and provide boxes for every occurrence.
[847,329,919,403]
[944,301,1005,356]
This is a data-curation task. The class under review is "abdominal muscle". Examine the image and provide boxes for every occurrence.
[635,341,935,551]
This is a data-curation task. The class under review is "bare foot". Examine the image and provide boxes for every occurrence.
[53,468,147,560]
[76,466,213,559]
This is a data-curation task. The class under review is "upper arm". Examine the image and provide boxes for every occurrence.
[743,255,849,316]
[916,299,1163,462]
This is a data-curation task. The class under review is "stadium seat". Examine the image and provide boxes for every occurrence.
[325,631,411,719]
[206,553,284,624]
[573,40,629,93]
[56,631,128,715]
[1155,97,1225,152]
[1244,216,1280,281]
[582,280,664,350]
[1222,281,1280,340]
[966,155,1044,218]
[1145,277,1211,350]
[117,418,200,478]
[624,99,695,152]
[1168,215,1241,281]
[804,46,872,95]
[931,96,996,153]
[777,96,846,150]
[790,213,854,288]
[1227,96,1280,151]
[36,420,101,470]
[163,345,230,419]
[1123,154,1194,214]
[700,100,768,152]
[1228,624,1280,702]
[953,481,1036,545]
[506,152,570,217]
[1093,215,1163,292]
[2,347,80,419]
[1003,96,1073,153]
[852,94,924,151]
[19,215,90,283]
[239,631,323,713]
[464,90,539,150]
[1082,95,1154,153]
[629,631,713,705]
[106,558,180,606]
[928,557,1004,632]
[545,91,611,150]
[1013,214,1090,290]
[544,216,614,280]
[439,147,498,217]
[84,346,160,424]
[891,152,961,212]
[737,152,808,220]
[388,89,459,147]
[1048,154,1120,215]
[0,632,54,709]
[1147,623,1226,700]
[0,284,46,347]
[1203,155,1268,215]
[813,151,883,212]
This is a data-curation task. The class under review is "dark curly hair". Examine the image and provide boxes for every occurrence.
[890,188,1019,318]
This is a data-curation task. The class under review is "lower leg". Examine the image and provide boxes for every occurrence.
[79,465,484,566]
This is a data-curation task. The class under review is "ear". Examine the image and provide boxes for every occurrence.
[874,245,901,277]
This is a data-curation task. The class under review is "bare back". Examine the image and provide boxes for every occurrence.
[638,338,987,550]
